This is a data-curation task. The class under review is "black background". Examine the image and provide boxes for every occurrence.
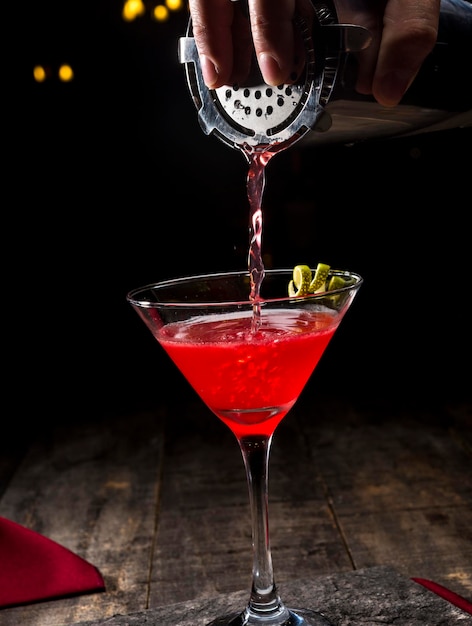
[19,1,471,433]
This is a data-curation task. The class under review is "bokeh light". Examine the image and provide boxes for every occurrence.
[153,4,169,21]
[33,65,47,83]
[166,0,183,10]
[122,0,146,21]
[58,64,74,82]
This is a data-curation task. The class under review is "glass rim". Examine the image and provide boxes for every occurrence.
[126,268,363,309]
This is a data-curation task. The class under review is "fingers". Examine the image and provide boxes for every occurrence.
[372,0,440,106]
[189,0,249,88]
[189,0,301,89]
[247,0,299,85]
[189,0,441,105]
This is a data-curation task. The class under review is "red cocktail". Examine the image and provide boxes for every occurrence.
[158,308,337,438]
[128,268,362,626]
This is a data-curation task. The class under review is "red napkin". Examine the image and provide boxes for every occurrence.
[0,516,105,609]
[412,577,472,615]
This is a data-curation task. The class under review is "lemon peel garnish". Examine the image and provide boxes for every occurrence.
[309,263,331,293]
[289,263,349,297]
[288,264,312,297]
[327,275,347,291]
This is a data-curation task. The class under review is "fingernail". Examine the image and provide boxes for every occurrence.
[258,53,282,85]
[200,54,219,88]
[378,71,414,107]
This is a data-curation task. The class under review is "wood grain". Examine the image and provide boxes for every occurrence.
[1,394,471,626]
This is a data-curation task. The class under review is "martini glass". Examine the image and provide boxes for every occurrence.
[127,268,362,626]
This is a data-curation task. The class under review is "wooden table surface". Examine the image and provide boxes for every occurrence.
[1,387,471,626]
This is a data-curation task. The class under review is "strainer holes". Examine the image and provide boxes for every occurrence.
[285,87,292,96]
[277,97,284,107]
[225,89,232,99]
[267,106,273,115]
[265,88,273,97]
[255,90,262,99]
[256,108,263,117]
[243,88,250,98]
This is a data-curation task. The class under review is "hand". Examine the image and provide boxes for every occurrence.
[344,0,441,106]
[188,0,441,107]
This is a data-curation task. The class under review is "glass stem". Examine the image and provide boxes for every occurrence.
[238,435,290,625]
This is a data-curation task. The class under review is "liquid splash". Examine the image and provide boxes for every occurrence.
[245,149,276,332]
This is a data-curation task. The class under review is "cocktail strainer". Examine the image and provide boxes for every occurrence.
[178,0,471,149]
[178,0,371,155]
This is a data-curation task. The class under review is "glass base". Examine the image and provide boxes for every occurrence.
[206,608,333,626]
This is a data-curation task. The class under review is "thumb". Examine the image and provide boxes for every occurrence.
[372,0,440,106]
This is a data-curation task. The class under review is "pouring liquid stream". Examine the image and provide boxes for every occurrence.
[246,149,276,333]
